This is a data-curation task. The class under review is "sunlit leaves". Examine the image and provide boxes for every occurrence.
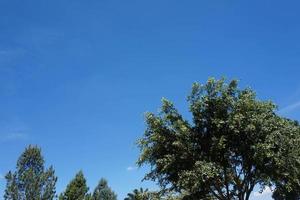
[138,78,300,199]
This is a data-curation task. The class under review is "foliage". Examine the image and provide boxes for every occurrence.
[272,184,300,200]
[4,145,57,200]
[124,188,152,200]
[137,78,300,200]
[59,171,89,200]
[92,178,117,200]
[124,188,181,200]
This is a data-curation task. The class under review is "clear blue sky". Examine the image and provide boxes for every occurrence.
[0,1,300,199]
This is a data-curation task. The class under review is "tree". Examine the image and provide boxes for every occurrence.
[137,78,300,200]
[4,172,19,200]
[85,193,93,200]
[59,171,89,200]
[92,178,117,200]
[124,188,150,200]
[272,184,300,200]
[4,145,57,200]
[124,188,177,200]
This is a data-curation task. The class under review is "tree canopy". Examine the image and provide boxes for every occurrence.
[4,145,57,200]
[3,78,300,200]
[92,178,117,200]
[59,171,89,200]
[124,188,152,200]
[124,188,181,200]
[137,78,300,200]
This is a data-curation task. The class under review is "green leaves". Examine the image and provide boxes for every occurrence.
[3,78,300,200]
[59,174,117,200]
[124,188,151,200]
[4,145,57,200]
[92,178,117,200]
[59,171,89,200]
[137,78,300,199]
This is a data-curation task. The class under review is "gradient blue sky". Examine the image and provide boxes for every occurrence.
[1,1,300,199]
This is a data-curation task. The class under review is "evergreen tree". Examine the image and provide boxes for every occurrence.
[124,188,154,200]
[85,193,93,200]
[4,145,57,200]
[4,172,18,200]
[59,171,89,200]
[92,178,117,200]
[124,188,181,200]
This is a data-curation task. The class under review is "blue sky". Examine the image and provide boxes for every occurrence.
[0,0,300,199]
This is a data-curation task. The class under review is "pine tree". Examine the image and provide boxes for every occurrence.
[124,188,150,200]
[92,178,117,200]
[4,145,57,200]
[4,172,18,200]
[59,171,89,200]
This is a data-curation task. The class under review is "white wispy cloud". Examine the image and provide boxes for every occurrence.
[126,166,137,171]
[5,132,28,140]
[253,187,272,197]
[279,100,300,114]
[0,132,28,142]
[0,118,29,143]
